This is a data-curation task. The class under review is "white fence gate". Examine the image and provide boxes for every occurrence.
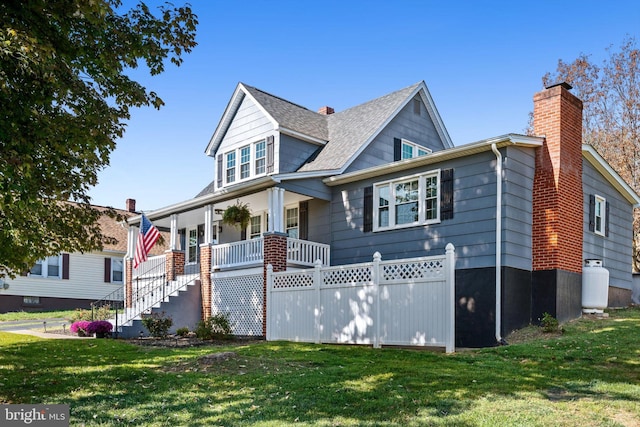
[211,268,264,336]
[267,244,456,353]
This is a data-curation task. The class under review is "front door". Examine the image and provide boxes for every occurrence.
[185,226,202,274]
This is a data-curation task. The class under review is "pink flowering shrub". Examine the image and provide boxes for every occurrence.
[86,320,113,335]
[70,320,91,335]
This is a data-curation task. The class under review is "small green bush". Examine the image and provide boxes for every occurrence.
[541,312,560,333]
[176,327,189,337]
[69,305,114,322]
[195,313,233,340]
[141,312,173,338]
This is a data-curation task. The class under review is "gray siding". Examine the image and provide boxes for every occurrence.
[307,199,331,245]
[502,146,535,270]
[330,151,500,269]
[345,95,446,173]
[219,96,273,152]
[278,134,321,174]
[582,160,635,290]
[280,178,331,201]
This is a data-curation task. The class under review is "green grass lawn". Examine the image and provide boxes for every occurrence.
[1,308,639,426]
[0,309,80,322]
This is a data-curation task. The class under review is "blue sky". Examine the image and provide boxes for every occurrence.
[89,0,640,211]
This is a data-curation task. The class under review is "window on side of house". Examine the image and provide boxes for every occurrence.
[226,152,236,184]
[401,139,432,160]
[111,258,124,283]
[23,296,40,305]
[594,195,606,236]
[373,170,440,231]
[285,207,299,239]
[30,255,61,279]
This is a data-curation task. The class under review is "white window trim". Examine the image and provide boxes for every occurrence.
[224,139,269,185]
[594,195,606,236]
[373,169,441,232]
[30,255,61,279]
[401,138,432,160]
[248,212,266,239]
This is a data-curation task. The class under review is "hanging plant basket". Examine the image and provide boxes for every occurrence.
[222,201,251,230]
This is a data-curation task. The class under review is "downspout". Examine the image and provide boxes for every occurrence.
[491,143,504,344]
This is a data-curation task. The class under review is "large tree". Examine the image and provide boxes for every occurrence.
[541,36,640,270]
[0,1,197,277]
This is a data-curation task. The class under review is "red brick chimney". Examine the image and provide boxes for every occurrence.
[531,82,583,274]
[318,106,334,115]
[125,198,136,213]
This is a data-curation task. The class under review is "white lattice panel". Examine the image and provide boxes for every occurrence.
[321,265,372,287]
[381,259,444,282]
[272,271,315,290]
[212,273,263,336]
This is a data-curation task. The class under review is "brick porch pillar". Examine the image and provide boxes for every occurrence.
[200,244,212,320]
[125,258,133,308]
[263,232,288,336]
[165,250,185,282]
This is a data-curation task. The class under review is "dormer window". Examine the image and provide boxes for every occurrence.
[222,139,269,186]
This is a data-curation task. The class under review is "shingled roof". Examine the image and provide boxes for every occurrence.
[299,82,423,172]
[96,206,167,255]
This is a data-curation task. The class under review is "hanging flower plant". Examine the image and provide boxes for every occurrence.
[222,201,251,230]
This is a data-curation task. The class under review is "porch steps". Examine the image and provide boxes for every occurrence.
[111,274,200,339]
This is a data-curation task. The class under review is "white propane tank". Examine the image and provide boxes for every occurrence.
[582,259,609,313]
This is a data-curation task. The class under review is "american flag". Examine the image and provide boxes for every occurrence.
[133,214,160,269]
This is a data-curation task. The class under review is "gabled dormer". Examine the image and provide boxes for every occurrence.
[204,83,329,192]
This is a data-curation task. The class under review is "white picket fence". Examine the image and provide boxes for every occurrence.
[266,243,456,353]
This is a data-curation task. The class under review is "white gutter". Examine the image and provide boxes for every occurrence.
[491,143,503,344]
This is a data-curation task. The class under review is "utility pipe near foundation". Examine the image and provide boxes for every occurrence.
[491,143,503,344]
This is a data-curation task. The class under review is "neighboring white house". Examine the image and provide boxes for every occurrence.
[0,199,166,312]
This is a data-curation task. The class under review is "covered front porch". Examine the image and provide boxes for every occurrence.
[126,183,332,275]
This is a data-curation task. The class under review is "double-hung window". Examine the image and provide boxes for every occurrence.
[111,258,124,283]
[374,170,440,231]
[249,215,262,239]
[285,207,299,238]
[30,255,61,278]
[240,145,251,179]
[226,152,236,184]
[594,195,606,236]
[255,140,266,175]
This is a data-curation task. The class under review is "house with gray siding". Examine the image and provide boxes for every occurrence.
[122,81,639,348]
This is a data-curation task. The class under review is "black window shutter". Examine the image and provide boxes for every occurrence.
[240,229,247,241]
[605,201,610,237]
[440,169,454,220]
[393,138,402,161]
[62,253,70,280]
[266,135,275,173]
[104,258,111,283]
[216,154,223,187]
[588,194,596,232]
[363,186,373,232]
[299,201,309,240]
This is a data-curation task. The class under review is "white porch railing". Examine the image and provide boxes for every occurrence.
[287,238,330,267]
[212,238,264,269]
[211,237,330,269]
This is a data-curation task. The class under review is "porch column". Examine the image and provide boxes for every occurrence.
[267,187,285,233]
[263,231,288,336]
[165,250,185,282]
[204,204,214,244]
[200,243,212,320]
[125,226,137,308]
[169,214,179,250]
